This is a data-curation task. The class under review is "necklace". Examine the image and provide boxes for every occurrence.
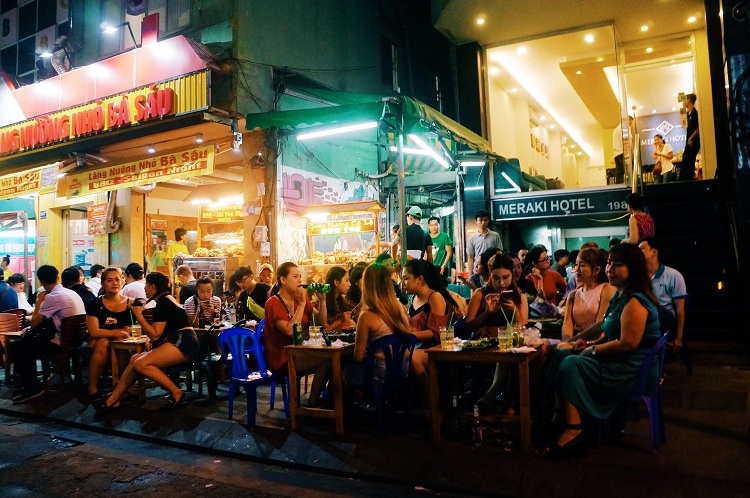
[278,294,294,318]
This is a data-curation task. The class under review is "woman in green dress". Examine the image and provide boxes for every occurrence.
[545,243,661,459]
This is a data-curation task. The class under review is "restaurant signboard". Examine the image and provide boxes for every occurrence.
[87,203,109,235]
[0,163,59,200]
[199,204,243,223]
[306,216,376,236]
[58,145,215,198]
[491,188,629,221]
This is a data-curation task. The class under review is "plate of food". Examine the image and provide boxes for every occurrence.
[458,339,494,350]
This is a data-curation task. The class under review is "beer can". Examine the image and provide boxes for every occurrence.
[292,322,303,345]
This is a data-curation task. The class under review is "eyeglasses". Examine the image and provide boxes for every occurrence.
[537,257,550,263]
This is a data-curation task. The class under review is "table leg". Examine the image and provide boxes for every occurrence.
[287,351,299,431]
[428,354,442,443]
[331,352,344,435]
[111,346,121,388]
[518,358,532,454]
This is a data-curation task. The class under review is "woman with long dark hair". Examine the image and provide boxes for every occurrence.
[525,246,566,305]
[264,262,331,407]
[545,243,661,459]
[324,266,354,332]
[96,272,198,418]
[403,259,463,409]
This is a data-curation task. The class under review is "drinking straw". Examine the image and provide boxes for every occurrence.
[130,308,136,326]
[311,313,316,327]
[449,311,454,326]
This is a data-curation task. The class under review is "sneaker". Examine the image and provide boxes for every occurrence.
[12,387,46,404]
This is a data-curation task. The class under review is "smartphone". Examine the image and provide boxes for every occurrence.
[500,290,513,296]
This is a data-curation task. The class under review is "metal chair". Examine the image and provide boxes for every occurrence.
[218,326,289,427]
[364,333,416,435]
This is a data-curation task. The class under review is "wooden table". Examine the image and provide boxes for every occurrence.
[286,343,354,435]
[110,337,151,403]
[427,345,541,453]
[0,330,24,381]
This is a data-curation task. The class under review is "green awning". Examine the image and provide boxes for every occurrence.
[246,87,496,158]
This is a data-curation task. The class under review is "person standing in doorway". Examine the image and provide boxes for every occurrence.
[652,134,675,183]
[679,93,699,181]
[428,216,453,276]
[612,116,633,184]
[466,209,502,276]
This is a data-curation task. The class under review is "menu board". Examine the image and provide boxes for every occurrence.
[199,204,243,223]
[306,216,375,236]
[87,203,108,235]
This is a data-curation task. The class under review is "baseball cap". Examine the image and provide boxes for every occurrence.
[406,206,422,218]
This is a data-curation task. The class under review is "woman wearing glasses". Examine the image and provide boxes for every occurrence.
[544,243,661,459]
[525,246,566,305]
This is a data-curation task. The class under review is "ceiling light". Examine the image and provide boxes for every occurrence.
[146,145,156,154]
[639,105,644,109]
[652,110,657,114]
[672,107,677,111]
[687,16,696,23]
[510,88,518,93]
[584,34,594,43]
[190,199,212,205]
[297,121,378,141]
[549,125,555,129]
[641,25,649,32]
[460,161,486,167]
[646,47,653,53]
[570,144,576,149]
[540,116,546,121]
[596,57,604,62]
[576,70,582,75]
[476,17,485,25]
[489,66,499,76]
[195,133,204,144]
[673,92,678,96]
[517,46,527,55]
[577,151,583,156]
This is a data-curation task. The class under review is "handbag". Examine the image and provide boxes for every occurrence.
[24,317,57,344]
[529,290,560,319]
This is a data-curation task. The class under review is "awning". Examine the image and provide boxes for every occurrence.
[246,85,496,158]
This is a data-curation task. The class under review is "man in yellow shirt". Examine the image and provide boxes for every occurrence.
[167,228,190,261]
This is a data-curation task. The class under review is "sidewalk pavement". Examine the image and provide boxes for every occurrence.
[0,356,748,497]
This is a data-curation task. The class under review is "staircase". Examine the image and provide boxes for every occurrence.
[643,180,744,351]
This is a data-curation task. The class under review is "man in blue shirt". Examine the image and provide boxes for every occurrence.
[0,273,19,312]
[639,237,688,350]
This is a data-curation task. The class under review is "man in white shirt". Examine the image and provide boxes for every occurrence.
[85,264,105,295]
[12,265,86,403]
[121,262,147,301]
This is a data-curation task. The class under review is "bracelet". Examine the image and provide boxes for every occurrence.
[586,340,597,345]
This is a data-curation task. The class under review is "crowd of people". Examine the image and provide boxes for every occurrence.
[0,198,689,459]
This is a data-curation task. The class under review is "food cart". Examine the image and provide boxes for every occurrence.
[297,201,386,283]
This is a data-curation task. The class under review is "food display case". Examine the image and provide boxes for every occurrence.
[174,256,241,297]
[297,201,386,283]
[195,204,245,257]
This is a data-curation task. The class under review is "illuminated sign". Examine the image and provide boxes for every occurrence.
[57,145,215,198]
[0,71,208,157]
[306,216,376,236]
[199,204,244,223]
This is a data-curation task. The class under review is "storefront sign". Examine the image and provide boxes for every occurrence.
[491,189,629,221]
[0,162,57,200]
[0,72,208,157]
[306,216,376,235]
[87,203,109,235]
[58,145,214,198]
[199,204,243,223]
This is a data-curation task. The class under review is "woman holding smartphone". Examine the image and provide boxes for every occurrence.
[95,272,198,419]
[465,253,528,338]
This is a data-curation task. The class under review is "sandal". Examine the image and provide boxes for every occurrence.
[93,400,121,421]
[543,424,587,460]
[160,392,186,411]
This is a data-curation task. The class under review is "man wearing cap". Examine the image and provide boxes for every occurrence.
[258,263,274,285]
[466,209,502,276]
[402,206,432,261]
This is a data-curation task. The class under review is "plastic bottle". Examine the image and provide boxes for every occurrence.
[229,303,236,324]
[473,403,483,448]
[224,300,231,322]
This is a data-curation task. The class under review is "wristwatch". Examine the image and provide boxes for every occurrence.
[591,345,597,357]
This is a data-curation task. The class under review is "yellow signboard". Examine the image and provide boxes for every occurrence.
[0,71,209,158]
[0,163,59,200]
[199,204,243,223]
[57,145,214,198]
[306,216,376,236]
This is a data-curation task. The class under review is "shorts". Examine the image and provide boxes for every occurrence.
[158,328,199,363]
